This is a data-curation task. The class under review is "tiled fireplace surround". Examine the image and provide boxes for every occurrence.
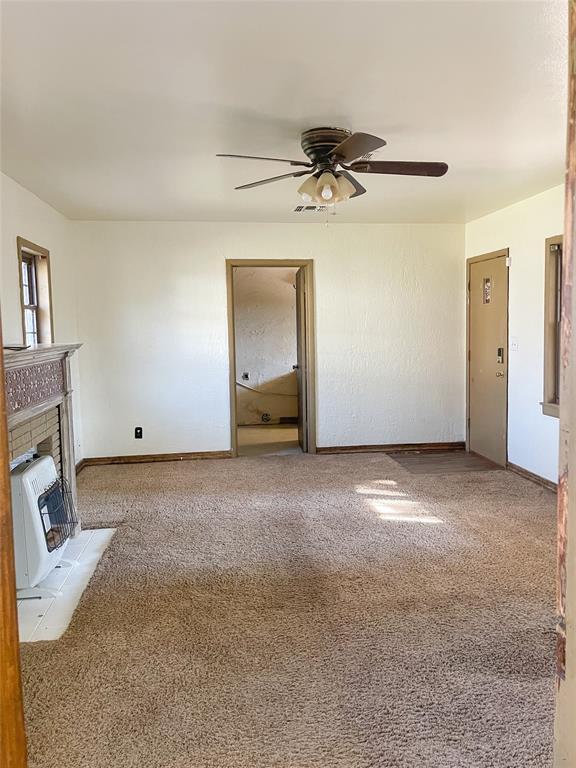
[4,343,81,533]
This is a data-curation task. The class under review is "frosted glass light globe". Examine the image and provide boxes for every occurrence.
[321,185,333,200]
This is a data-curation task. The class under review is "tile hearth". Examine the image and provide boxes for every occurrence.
[17,528,115,642]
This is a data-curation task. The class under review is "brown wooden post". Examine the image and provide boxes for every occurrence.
[0,327,28,766]
[554,1,576,764]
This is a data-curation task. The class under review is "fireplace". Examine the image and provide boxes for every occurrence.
[4,343,82,533]
[11,455,78,598]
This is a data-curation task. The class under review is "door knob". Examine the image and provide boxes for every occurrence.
[496,372,504,377]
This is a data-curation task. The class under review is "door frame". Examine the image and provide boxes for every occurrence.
[465,248,510,458]
[225,259,317,456]
[0,335,28,766]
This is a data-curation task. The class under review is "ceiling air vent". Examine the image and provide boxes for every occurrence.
[293,205,329,213]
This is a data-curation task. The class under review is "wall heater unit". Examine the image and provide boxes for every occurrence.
[11,456,77,599]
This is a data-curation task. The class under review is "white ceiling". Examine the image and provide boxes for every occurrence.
[0,1,568,223]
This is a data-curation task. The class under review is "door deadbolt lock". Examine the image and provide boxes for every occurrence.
[497,347,504,364]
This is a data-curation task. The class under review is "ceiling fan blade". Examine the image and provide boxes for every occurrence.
[217,153,313,168]
[347,160,449,177]
[234,169,314,190]
[338,170,366,198]
[327,133,387,164]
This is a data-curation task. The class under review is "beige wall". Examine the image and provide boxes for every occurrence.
[3,172,464,460]
[0,173,84,460]
[1,169,564,479]
[465,184,564,482]
[70,220,465,457]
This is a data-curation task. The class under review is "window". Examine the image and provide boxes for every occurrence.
[543,235,563,417]
[17,237,53,346]
[21,253,39,344]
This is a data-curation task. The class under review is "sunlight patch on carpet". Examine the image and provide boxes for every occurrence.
[355,485,409,497]
[367,498,444,524]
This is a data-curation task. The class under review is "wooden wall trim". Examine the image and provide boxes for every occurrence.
[77,445,466,470]
[316,441,465,455]
[553,8,576,763]
[0,338,28,766]
[77,450,233,472]
[555,0,576,707]
[543,235,564,417]
[506,461,558,492]
[16,236,54,346]
[75,458,87,475]
[558,0,576,687]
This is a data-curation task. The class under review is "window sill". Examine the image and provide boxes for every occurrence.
[541,402,560,419]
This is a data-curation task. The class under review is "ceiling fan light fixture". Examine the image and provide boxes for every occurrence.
[218,129,448,206]
[297,175,319,203]
[316,171,339,202]
[335,174,356,201]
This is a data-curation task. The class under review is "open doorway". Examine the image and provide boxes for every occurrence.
[226,260,316,457]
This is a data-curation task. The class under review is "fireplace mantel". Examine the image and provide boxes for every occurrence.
[4,343,81,423]
[4,342,82,531]
[3,342,82,369]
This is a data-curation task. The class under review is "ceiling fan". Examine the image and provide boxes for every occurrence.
[217,127,448,206]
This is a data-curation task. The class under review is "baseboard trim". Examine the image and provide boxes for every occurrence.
[507,461,557,492]
[77,450,233,472]
[316,441,465,455]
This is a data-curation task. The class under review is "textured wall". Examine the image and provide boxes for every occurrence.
[233,267,298,426]
[0,173,84,460]
[465,184,564,482]
[1,178,466,459]
[71,221,465,456]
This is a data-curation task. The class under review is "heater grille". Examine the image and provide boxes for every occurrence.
[37,477,77,552]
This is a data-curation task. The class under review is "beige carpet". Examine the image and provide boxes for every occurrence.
[21,453,556,767]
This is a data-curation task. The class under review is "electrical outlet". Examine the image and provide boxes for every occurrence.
[134,427,143,439]
[242,372,249,380]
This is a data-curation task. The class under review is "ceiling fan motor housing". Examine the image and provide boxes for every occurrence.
[300,127,352,166]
